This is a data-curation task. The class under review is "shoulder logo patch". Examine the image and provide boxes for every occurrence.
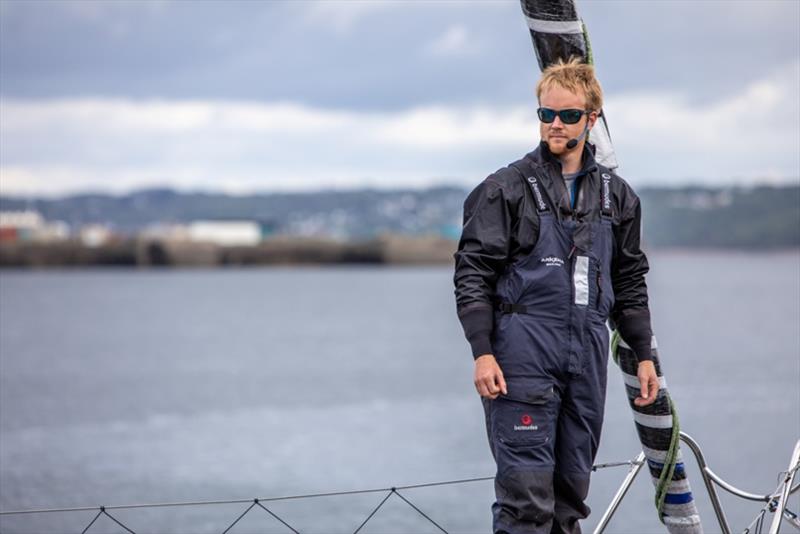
[526,176,548,211]
[601,173,612,211]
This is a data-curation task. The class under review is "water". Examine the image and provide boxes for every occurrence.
[1,251,798,534]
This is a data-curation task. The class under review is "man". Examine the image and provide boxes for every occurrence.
[453,57,660,534]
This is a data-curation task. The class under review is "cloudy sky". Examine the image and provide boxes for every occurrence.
[1,0,798,197]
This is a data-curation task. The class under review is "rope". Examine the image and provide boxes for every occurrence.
[351,487,451,534]
[582,20,594,66]
[0,476,496,516]
[610,325,621,366]
[654,395,681,520]
[220,499,299,534]
[1,469,642,534]
[352,490,393,534]
[743,497,776,534]
[80,506,135,534]
[393,489,449,533]
[743,461,800,534]
[5,461,793,532]
[221,501,258,534]
[610,329,682,524]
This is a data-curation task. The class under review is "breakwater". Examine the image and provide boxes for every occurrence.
[0,234,458,268]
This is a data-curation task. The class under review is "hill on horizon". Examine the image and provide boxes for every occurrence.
[1,183,798,249]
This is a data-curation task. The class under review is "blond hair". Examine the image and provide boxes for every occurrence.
[536,57,603,111]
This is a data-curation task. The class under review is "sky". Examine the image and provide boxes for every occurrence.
[0,0,798,197]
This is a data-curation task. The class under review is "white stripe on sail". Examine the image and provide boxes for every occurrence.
[642,445,683,463]
[633,411,674,429]
[662,513,703,527]
[524,16,584,34]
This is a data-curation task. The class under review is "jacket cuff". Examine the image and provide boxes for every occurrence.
[631,340,653,363]
[469,336,494,360]
[615,310,653,363]
[457,305,495,359]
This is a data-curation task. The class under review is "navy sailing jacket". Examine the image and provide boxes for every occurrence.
[453,141,654,363]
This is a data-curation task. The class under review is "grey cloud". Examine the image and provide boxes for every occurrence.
[579,1,800,106]
[2,0,795,110]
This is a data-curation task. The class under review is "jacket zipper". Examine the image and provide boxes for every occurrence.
[596,266,602,309]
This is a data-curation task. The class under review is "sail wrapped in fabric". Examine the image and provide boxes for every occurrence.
[520,0,587,71]
[612,334,704,533]
[520,0,618,171]
[519,1,703,531]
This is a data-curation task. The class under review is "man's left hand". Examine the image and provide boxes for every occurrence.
[634,360,659,407]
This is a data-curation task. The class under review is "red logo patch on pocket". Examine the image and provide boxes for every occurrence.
[521,414,533,426]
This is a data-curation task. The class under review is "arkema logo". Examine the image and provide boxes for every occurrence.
[540,256,564,267]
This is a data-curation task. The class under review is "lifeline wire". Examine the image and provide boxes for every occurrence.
[3,448,797,533]
[1,467,641,534]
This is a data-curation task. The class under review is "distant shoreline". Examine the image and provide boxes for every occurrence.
[1,237,797,269]
[0,234,459,268]
[3,184,798,253]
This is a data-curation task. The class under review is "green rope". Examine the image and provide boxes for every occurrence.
[610,329,621,366]
[655,396,681,520]
[582,20,594,66]
[581,20,595,145]
[610,329,680,523]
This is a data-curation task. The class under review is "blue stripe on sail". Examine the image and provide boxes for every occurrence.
[646,459,685,474]
[664,492,694,504]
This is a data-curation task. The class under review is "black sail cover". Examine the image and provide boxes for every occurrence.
[520,0,587,71]
[520,0,618,170]
[518,3,704,533]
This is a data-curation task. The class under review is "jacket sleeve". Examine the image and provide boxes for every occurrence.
[453,177,514,359]
[610,194,654,363]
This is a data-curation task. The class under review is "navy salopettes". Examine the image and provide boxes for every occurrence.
[482,167,616,534]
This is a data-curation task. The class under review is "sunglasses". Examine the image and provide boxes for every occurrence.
[537,107,591,125]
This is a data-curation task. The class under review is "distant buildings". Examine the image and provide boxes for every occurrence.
[0,210,69,243]
[0,216,274,247]
[79,224,113,247]
[187,220,262,246]
[0,210,125,247]
[141,220,266,246]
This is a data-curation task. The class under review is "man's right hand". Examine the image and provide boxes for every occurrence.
[474,354,508,399]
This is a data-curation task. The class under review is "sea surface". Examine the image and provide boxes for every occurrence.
[1,250,798,534]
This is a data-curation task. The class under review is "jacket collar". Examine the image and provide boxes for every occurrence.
[537,140,598,176]
[523,141,599,217]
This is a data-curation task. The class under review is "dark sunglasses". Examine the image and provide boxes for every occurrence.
[537,107,590,125]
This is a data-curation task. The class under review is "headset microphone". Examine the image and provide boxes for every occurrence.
[566,122,590,150]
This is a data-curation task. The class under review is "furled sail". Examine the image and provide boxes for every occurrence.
[520,0,618,171]
[519,1,703,532]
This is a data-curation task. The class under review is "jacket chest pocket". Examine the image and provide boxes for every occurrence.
[491,386,554,447]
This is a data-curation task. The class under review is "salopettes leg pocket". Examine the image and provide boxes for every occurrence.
[488,378,560,532]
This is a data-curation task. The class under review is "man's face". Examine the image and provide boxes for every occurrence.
[538,86,597,156]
